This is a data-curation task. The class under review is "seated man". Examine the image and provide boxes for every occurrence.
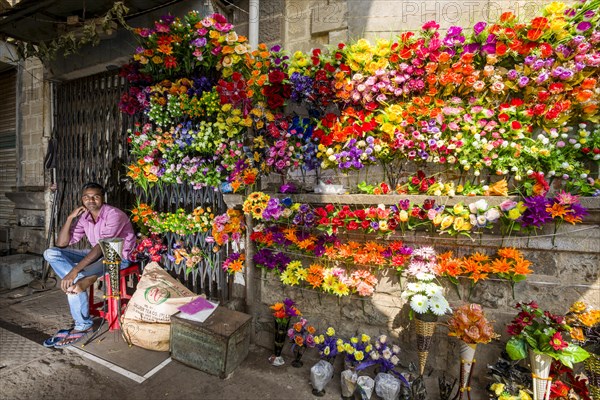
[43,182,136,347]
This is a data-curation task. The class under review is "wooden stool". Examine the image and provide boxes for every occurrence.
[89,263,141,331]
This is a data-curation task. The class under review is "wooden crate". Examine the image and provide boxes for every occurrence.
[170,307,252,378]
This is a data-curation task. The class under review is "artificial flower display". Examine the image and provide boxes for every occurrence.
[124,3,599,197]
[506,301,589,368]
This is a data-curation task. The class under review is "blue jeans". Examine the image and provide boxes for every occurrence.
[43,247,129,331]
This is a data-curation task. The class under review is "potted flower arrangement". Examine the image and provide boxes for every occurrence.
[401,247,452,375]
[565,301,600,398]
[447,303,499,399]
[287,317,316,367]
[311,326,339,396]
[314,326,341,364]
[505,301,590,400]
[269,298,301,366]
[340,333,373,400]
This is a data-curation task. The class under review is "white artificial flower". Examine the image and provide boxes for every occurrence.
[476,215,488,227]
[469,199,488,213]
[379,335,387,344]
[423,283,441,296]
[382,348,392,360]
[485,208,501,222]
[410,294,429,314]
[416,272,435,281]
[429,295,451,316]
[391,355,400,365]
[392,345,400,354]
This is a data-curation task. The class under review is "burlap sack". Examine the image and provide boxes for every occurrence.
[121,317,170,352]
[123,262,201,323]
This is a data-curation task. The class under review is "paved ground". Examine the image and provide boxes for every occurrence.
[0,283,349,400]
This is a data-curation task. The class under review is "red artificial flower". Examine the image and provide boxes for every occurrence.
[539,43,553,58]
[268,70,286,84]
[266,94,285,109]
[527,28,543,42]
[164,55,177,69]
[550,380,570,398]
[498,113,510,123]
[549,332,568,351]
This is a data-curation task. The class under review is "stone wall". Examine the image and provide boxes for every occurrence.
[247,194,600,397]
[275,0,547,52]
[7,58,50,254]
[18,58,48,188]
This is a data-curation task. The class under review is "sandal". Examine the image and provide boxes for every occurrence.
[42,328,72,348]
[53,328,93,348]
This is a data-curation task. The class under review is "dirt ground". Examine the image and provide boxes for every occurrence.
[0,284,349,400]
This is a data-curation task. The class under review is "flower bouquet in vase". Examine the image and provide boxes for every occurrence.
[505,301,590,400]
[447,304,499,400]
[269,298,301,366]
[565,301,600,398]
[287,317,316,367]
[401,247,452,375]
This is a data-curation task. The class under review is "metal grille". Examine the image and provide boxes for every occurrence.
[54,71,133,217]
[0,68,17,228]
[54,71,229,301]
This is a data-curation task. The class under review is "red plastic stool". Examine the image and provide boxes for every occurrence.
[89,263,141,331]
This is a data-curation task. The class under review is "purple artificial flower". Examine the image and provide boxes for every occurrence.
[191,37,207,47]
[576,21,592,32]
[447,26,463,36]
[481,43,496,54]
[584,10,596,20]
[518,76,530,87]
[519,196,552,227]
[161,14,175,24]
[279,182,297,194]
[474,21,487,36]
[507,69,519,80]
[569,203,588,220]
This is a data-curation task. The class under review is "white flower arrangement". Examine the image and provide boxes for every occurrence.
[402,246,451,318]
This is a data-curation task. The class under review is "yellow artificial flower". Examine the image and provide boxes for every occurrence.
[490,383,505,396]
[545,2,567,15]
[354,351,364,361]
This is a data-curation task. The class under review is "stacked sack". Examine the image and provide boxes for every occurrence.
[122,262,202,351]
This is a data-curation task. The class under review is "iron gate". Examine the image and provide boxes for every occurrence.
[54,70,229,301]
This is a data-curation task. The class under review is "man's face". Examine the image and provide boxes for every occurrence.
[81,188,104,212]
